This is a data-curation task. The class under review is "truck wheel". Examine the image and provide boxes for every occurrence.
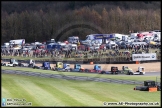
[140,72,143,75]
[13,64,16,67]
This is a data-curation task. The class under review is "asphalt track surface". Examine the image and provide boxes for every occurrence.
[115,72,160,76]
[145,72,160,76]
[2,69,160,85]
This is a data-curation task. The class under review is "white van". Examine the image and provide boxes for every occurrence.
[68,36,79,44]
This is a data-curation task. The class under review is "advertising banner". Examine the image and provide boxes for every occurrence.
[132,53,156,61]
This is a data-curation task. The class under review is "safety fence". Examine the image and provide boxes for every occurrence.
[2,69,148,85]
[47,55,161,62]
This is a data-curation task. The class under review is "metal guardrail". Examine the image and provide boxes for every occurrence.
[1,69,148,85]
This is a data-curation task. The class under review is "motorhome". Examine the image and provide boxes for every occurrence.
[81,34,113,45]
[130,33,138,39]
[136,31,154,41]
[9,39,25,45]
[109,33,129,41]
[1,42,10,49]
[150,30,161,42]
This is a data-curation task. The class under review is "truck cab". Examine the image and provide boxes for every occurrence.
[54,62,70,72]
[28,59,35,67]
[10,58,18,66]
[136,67,145,75]
[56,62,63,68]
[63,64,70,70]
[122,66,133,74]
[70,64,84,72]
[5,58,19,67]
[85,64,101,73]
[94,65,101,72]
[111,66,119,74]
[42,62,51,70]
[75,64,80,68]
[129,67,145,75]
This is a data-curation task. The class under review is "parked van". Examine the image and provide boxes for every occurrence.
[68,36,79,44]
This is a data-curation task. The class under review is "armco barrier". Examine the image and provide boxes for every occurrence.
[2,69,150,85]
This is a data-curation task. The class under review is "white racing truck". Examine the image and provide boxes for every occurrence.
[127,67,145,75]
[5,58,19,67]
[18,59,35,67]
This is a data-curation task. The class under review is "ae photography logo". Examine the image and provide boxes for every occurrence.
[103,101,160,106]
[54,21,110,83]
[2,98,6,106]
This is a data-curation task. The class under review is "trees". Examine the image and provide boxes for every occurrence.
[1,2,161,43]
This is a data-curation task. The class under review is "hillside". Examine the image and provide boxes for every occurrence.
[1,1,161,43]
[2,1,160,14]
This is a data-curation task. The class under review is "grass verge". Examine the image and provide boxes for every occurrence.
[2,74,161,107]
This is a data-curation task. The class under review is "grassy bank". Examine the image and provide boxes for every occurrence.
[2,74,160,106]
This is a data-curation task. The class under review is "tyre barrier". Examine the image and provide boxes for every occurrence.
[1,69,151,85]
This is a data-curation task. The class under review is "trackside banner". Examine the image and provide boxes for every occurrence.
[132,53,157,61]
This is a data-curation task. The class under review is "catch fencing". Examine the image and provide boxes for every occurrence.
[1,69,148,85]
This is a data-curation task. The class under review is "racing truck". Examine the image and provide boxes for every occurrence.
[85,65,101,73]
[42,62,51,70]
[100,66,132,74]
[70,64,85,72]
[1,60,6,66]
[33,62,51,70]
[53,62,71,72]
[28,59,36,67]
[110,66,119,74]
[18,59,35,67]
[120,66,134,74]
[5,58,19,67]
[127,67,145,75]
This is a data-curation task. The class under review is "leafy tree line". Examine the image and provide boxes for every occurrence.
[2,1,160,14]
[1,2,161,44]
